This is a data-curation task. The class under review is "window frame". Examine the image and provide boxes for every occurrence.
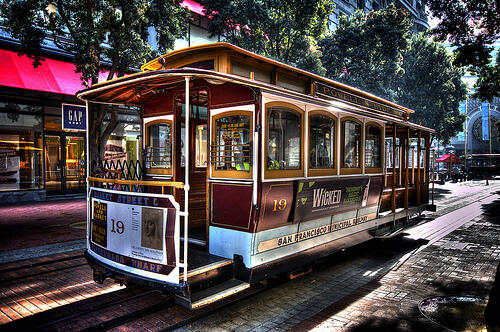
[364,122,384,174]
[145,119,173,176]
[194,123,208,169]
[340,116,363,175]
[210,110,253,179]
[264,102,304,179]
[172,56,218,71]
[307,110,337,177]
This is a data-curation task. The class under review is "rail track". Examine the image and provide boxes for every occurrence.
[1,288,173,331]
[0,253,86,285]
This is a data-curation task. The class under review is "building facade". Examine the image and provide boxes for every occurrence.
[448,39,500,157]
[450,97,500,156]
[0,1,217,203]
[328,0,429,32]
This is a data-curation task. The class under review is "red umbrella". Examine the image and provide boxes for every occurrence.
[436,154,460,163]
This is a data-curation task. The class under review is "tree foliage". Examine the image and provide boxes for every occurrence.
[426,0,500,101]
[200,0,334,75]
[319,5,467,143]
[320,4,412,100]
[397,34,468,143]
[0,0,189,160]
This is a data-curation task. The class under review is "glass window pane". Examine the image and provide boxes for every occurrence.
[309,114,335,169]
[195,124,207,167]
[180,59,214,70]
[65,136,86,190]
[385,137,400,169]
[365,125,381,168]
[214,115,251,171]
[341,120,361,168]
[176,90,208,120]
[267,107,301,170]
[0,112,43,191]
[146,123,172,169]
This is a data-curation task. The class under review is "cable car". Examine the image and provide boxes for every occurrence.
[77,43,434,309]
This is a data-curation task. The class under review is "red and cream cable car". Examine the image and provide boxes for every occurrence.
[78,43,434,309]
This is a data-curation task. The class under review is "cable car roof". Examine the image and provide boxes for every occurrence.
[76,43,436,131]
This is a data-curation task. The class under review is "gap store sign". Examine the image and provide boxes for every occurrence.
[62,104,86,131]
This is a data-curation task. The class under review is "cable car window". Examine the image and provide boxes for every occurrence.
[195,124,208,167]
[309,114,335,169]
[386,137,400,169]
[341,120,361,168]
[145,122,172,173]
[180,59,215,70]
[212,114,252,175]
[176,90,209,169]
[267,107,301,170]
[176,90,209,120]
[365,125,381,168]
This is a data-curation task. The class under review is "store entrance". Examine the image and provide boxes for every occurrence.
[45,133,86,194]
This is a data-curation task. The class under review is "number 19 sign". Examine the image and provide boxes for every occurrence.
[89,188,180,283]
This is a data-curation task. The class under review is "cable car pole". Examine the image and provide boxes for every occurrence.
[183,76,190,283]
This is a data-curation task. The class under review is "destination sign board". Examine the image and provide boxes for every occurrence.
[89,188,179,282]
[315,82,406,119]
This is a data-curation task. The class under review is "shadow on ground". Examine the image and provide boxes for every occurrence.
[429,187,452,200]
[481,192,500,225]
[346,276,494,332]
[292,235,432,331]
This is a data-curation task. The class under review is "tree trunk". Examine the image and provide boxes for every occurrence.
[88,102,120,173]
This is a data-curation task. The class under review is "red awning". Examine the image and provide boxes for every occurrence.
[436,154,461,163]
[0,49,111,96]
[181,0,205,16]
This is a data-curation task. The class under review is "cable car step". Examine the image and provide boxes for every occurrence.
[175,279,250,310]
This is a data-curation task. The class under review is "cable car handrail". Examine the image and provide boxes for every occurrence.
[211,143,251,147]
[88,176,185,189]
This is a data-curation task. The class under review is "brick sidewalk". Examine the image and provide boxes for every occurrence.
[0,198,86,252]
[293,210,499,331]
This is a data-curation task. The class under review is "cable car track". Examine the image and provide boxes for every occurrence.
[1,288,173,331]
[0,253,85,274]
[0,253,87,285]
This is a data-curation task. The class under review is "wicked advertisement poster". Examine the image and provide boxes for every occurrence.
[293,177,372,222]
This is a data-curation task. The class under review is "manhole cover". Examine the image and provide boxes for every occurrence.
[419,296,487,331]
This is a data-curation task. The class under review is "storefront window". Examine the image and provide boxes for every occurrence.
[365,125,381,168]
[0,112,43,191]
[309,114,335,169]
[267,107,301,170]
[213,114,251,172]
[341,120,361,168]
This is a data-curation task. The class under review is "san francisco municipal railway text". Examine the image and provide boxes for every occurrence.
[257,213,376,253]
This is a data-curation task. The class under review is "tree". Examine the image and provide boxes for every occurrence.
[397,34,468,143]
[320,5,412,100]
[200,0,334,75]
[1,0,189,161]
[426,0,500,101]
[319,5,468,144]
